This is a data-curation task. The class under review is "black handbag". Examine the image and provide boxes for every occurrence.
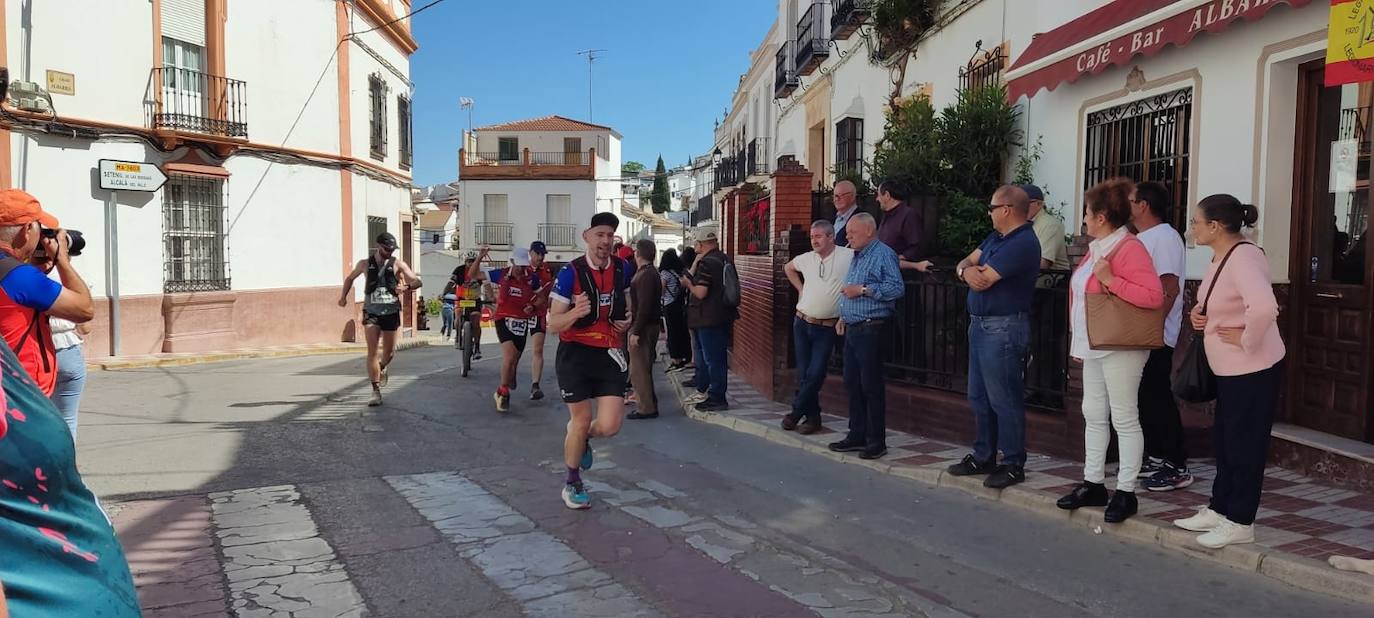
[1172,242,1251,403]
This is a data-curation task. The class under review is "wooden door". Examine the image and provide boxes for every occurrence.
[1288,61,1374,442]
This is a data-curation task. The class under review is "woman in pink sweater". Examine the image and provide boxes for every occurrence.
[1173,195,1285,549]
[1058,178,1164,523]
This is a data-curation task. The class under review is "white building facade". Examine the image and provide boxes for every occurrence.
[3,0,418,358]
[457,116,622,264]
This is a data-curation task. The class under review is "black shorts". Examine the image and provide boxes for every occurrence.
[530,318,547,336]
[363,311,401,332]
[495,318,530,353]
[556,341,629,403]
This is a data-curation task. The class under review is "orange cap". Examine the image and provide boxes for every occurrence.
[0,189,59,228]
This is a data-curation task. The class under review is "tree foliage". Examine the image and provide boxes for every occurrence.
[650,156,670,213]
[622,161,646,175]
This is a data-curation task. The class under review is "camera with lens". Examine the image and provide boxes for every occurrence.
[37,228,86,257]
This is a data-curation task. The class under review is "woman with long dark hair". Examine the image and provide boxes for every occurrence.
[1173,194,1284,549]
[658,249,691,370]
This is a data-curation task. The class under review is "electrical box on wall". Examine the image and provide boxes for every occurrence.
[8,80,52,113]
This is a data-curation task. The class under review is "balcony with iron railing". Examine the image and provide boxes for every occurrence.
[146,67,248,138]
[774,45,799,99]
[795,3,830,77]
[460,148,597,180]
[746,137,772,177]
[474,222,514,247]
[538,223,578,248]
[830,0,873,41]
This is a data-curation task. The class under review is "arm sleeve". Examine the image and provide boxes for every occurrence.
[985,239,1040,281]
[870,251,906,301]
[622,259,636,291]
[550,265,577,305]
[1232,247,1281,354]
[901,209,926,261]
[0,266,62,311]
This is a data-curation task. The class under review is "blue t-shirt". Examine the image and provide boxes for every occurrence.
[0,257,61,312]
[967,223,1041,317]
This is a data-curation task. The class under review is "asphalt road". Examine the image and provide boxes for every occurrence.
[78,336,1370,617]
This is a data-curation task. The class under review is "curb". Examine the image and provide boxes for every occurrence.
[668,374,1374,606]
[91,338,435,371]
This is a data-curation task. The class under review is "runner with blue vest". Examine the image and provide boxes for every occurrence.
[547,211,635,510]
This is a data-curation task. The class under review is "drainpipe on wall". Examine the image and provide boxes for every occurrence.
[17,0,33,190]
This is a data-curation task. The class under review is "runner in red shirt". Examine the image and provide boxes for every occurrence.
[548,212,634,510]
[484,247,550,412]
[526,241,555,401]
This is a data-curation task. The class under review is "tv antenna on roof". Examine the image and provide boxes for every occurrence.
[575,49,607,122]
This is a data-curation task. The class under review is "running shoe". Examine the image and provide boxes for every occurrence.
[379,365,389,388]
[1138,456,1165,478]
[683,392,708,405]
[562,482,591,510]
[368,388,382,407]
[530,383,545,401]
[494,390,510,413]
[1143,463,1195,492]
[472,347,483,361]
[580,439,594,470]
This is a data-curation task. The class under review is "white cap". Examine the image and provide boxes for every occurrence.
[510,247,531,266]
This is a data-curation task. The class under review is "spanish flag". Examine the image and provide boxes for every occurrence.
[1328,0,1374,86]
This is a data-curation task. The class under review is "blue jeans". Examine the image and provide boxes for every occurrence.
[843,320,886,447]
[967,314,1030,466]
[50,344,86,438]
[440,306,455,336]
[789,317,837,423]
[693,325,730,403]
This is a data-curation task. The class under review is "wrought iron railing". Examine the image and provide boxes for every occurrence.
[474,223,514,246]
[795,3,830,75]
[827,269,1072,411]
[692,195,713,225]
[531,151,588,165]
[468,151,522,165]
[775,45,799,98]
[148,67,248,137]
[831,0,874,40]
[746,137,772,176]
[538,223,578,248]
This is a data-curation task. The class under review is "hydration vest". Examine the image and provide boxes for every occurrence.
[570,255,627,329]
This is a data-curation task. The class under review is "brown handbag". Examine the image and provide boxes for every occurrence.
[1085,242,1166,351]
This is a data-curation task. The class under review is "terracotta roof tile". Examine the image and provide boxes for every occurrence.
[474,115,616,133]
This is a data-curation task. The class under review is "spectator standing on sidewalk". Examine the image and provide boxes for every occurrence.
[1173,195,1284,549]
[832,180,861,247]
[49,317,88,437]
[827,213,903,460]
[782,220,854,434]
[875,180,933,273]
[946,185,1042,489]
[1024,184,1071,270]
[1129,182,1193,492]
[658,249,691,372]
[627,239,662,420]
[681,228,735,412]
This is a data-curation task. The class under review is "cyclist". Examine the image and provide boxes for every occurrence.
[548,212,634,509]
[339,232,421,407]
[453,251,486,360]
[483,248,550,412]
[527,241,555,400]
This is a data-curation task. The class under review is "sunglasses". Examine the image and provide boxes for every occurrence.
[987,203,1011,213]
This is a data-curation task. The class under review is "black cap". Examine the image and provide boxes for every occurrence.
[376,232,398,249]
[589,212,619,231]
[529,241,548,255]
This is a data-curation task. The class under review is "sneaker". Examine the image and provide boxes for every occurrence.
[1174,506,1226,532]
[530,384,545,401]
[695,400,729,412]
[1056,481,1110,510]
[946,454,996,477]
[683,392,708,405]
[379,365,389,388]
[983,464,1025,489]
[1143,463,1195,492]
[1104,490,1138,523]
[1138,456,1166,479]
[472,348,483,361]
[562,482,591,510]
[1197,520,1254,549]
[859,445,887,460]
[828,438,866,453]
[367,389,383,407]
[494,390,510,413]
[580,440,594,471]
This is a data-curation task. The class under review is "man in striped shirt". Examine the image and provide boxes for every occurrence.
[827,213,904,460]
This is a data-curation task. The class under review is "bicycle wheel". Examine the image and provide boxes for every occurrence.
[461,321,472,378]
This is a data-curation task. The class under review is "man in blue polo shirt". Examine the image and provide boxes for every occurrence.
[947,185,1041,489]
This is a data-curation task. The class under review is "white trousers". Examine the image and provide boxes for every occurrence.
[1081,350,1149,492]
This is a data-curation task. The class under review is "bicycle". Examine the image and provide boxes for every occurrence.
[456,295,488,378]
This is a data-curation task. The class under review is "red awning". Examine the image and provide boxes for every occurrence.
[1006,0,1315,101]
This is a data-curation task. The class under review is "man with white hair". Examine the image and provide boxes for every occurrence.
[782,219,853,434]
[827,213,903,460]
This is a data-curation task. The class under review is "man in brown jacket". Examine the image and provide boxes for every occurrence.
[627,238,662,419]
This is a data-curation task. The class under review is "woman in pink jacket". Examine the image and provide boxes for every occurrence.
[1057,178,1163,523]
[1172,195,1285,549]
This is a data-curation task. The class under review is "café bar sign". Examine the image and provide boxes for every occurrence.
[1007,0,1313,101]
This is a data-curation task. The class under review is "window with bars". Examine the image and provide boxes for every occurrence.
[1083,87,1193,232]
[163,175,229,292]
[835,117,863,178]
[398,95,412,170]
[369,74,388,160]
[958,45,1006,92]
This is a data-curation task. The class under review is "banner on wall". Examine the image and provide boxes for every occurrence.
[1327,0,1374,86]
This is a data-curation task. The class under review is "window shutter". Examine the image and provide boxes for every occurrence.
[162,0,207,47]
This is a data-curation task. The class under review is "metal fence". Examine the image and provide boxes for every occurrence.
[530,151,588,165]
[828,270,1072,411]
[474,223,514,246]
[538,223,578,248]
[468,152,522,166]
[148,67,248,137]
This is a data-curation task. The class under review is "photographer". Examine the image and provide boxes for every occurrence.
[0,189,94,397]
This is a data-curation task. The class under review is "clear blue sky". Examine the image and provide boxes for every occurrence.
[409,0,778,186]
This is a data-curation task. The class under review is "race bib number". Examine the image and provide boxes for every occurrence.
[504,318,530,337]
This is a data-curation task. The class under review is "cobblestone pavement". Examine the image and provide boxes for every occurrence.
[83,339,1371,616]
